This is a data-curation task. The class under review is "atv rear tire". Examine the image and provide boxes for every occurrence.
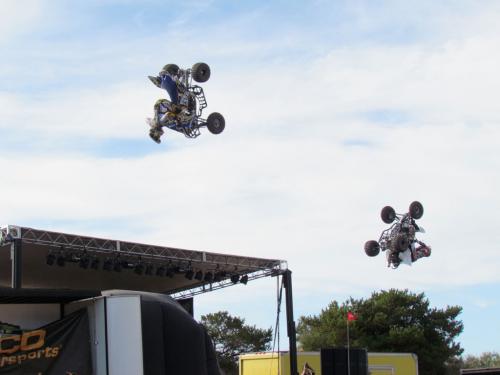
[192,62,211,83]
[409,201,424,219]
[207,112,225,134]
[392,233,409,252]
[364,240,380,257]
[381,206,396,224]
[162,64,180,75]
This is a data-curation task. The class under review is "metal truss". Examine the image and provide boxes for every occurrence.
[169,268,282,299]
[1,224,285,274]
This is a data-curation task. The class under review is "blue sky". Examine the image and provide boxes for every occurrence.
[2,0,500,357]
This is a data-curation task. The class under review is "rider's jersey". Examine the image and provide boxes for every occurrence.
[160,74,179,104]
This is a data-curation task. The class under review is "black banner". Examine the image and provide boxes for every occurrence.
[0,309,92,375]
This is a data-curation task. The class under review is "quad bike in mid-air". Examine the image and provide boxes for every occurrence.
[364,201,432,269]
[147,62,225,142]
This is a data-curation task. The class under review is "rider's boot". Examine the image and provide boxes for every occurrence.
[146,118,163,143]
[148,76,161,88]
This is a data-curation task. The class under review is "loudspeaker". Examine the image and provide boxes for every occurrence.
[320,347,367,375]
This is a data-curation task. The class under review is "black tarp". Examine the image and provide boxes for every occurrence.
[140,293,221,375]
[0,309,92,375]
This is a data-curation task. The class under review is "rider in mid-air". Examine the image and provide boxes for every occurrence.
[147,66,189,143]
[146,62,225,142]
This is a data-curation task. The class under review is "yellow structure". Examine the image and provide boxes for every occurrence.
[367,353,418,375]
[239,351,418,375]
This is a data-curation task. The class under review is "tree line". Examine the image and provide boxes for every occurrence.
[201,289,499,375]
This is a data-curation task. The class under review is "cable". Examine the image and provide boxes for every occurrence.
[270,274,284,375]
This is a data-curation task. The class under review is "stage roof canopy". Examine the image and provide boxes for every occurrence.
[0,225,286,303]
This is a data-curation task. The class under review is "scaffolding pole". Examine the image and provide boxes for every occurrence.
[283,269,298,375]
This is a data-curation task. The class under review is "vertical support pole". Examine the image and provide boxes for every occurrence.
[283,269,298,375]
[347,320,351,375]
[11,239,22,289]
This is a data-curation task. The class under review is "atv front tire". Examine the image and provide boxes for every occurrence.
[409,201,424,219]
[162,64,179,75]
[364,240,380,257]
[207,112,225,134]
[192,62,211,83]
[381,206,396,224]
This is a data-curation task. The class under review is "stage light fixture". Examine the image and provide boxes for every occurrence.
[134,263,144,275]
[195,270,203,281]
[103,258,113,271]
[230,274,240,284]
[166,267,175,278]
[185,269,194,280]
[240,275,249,285]
[79,256,90,269]
[145,264,154,276]
[90,258,100,270]
[213,272,223,282]
[46,253,56,266]
[56,254,66,267]
[156,266,166,277]
[204,272,213,282]
[113,259,122,272]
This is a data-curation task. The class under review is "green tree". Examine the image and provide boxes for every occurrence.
[201,311,273,375]
[297,289,463,375]
[462,352,500,369]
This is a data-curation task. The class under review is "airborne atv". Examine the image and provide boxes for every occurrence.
[147,62,225,141]
[364,201,431,269]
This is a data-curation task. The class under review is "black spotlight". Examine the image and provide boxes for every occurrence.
[166,267,175,278]
[113,260,122,272]
[145,264,154,276]
[230,274,240,284]
[156,266,166,277]
[185,269,194,280]
[134,263,144,275]
[46,253,56,266]
[79,256,90,269]
[195,270,203,281]
[240,275,249,285]
[204,272,213,282]
[56,254,66,267]
[90,258,100,270]
[103,258,113,271]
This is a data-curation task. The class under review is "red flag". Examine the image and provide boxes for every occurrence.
[347,311,358,322]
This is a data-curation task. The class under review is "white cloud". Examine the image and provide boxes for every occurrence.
[2,21,499,293]
[2,0,500,355]
[0,0,44,44]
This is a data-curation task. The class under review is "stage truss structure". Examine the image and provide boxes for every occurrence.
[0,225,286,298]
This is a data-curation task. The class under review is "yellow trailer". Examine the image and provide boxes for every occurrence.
[367,352,419,375]
[239,351,418,375]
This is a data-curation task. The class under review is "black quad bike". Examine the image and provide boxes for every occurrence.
[364,201,431,268]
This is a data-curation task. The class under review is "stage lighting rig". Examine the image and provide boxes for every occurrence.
[134,262,145,275]
[166,267,175,278]
[145,264,154,276]
[103,258,113,271]
[185,269,194,280]
[90,257,100,270]
[156,265,166,277]
[56,253,66,267]
[46,252,56,266]
[230,274,240,284]
[204,272,213,282]
[194,270,203,281]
